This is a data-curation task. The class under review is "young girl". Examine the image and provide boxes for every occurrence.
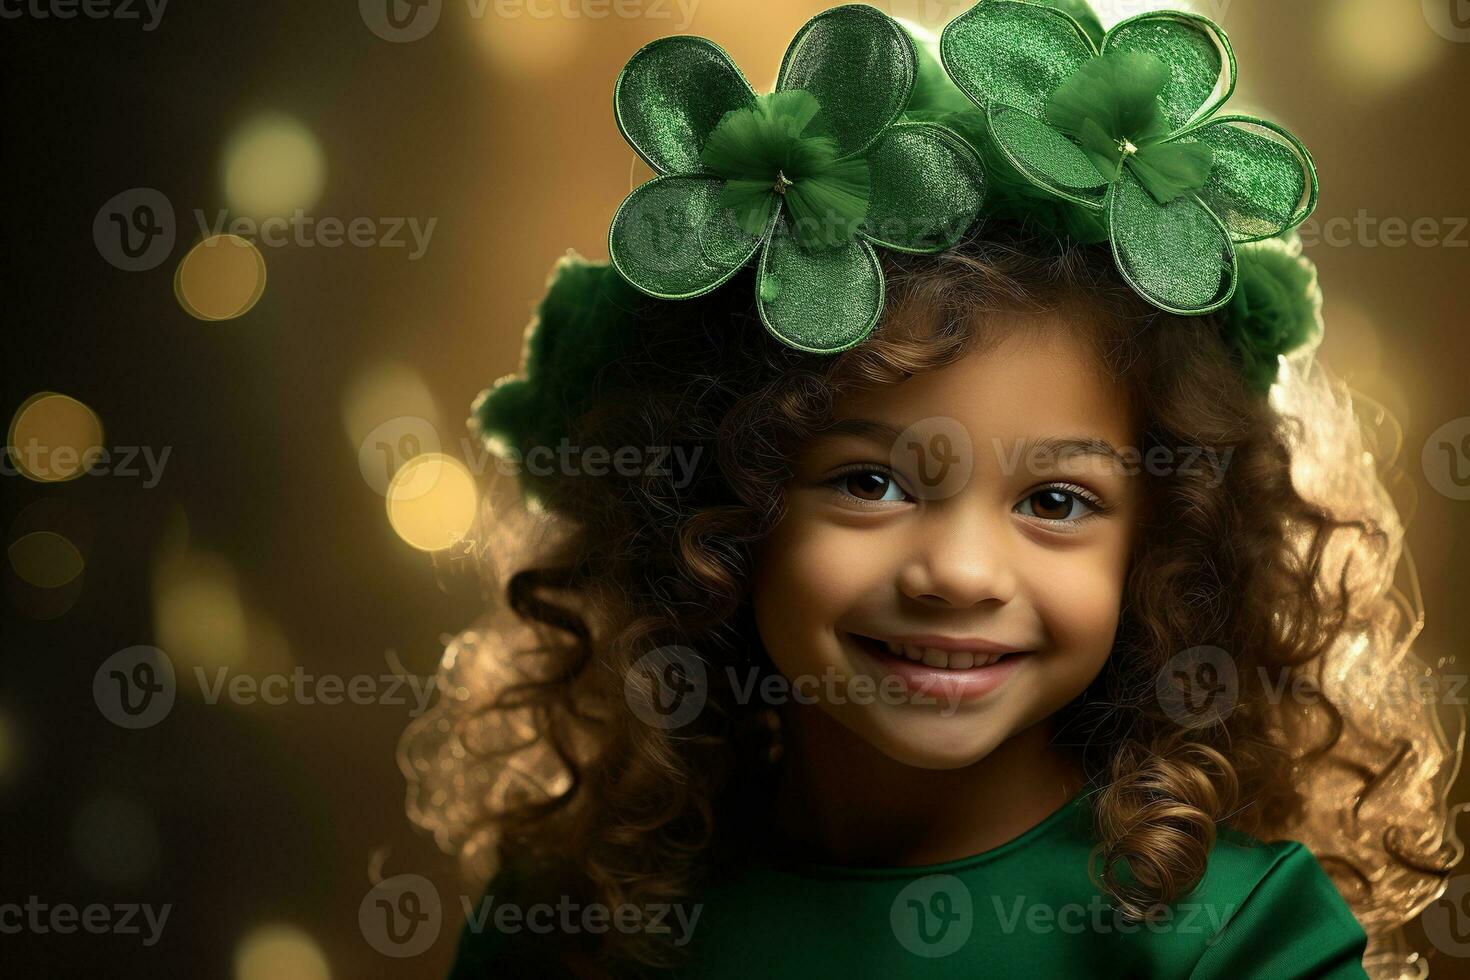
[401,3,1462,977]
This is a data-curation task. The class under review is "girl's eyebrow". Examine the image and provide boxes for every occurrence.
[1028,436,1129,466]
[821,421,1128,467]
[820,418,903,443]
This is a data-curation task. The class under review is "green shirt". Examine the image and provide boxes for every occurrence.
[449,793,1368,978]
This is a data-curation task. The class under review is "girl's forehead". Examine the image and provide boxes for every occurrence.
[833,323,1136,450]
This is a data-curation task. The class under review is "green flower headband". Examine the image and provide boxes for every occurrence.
[940,0,1318,314]
[473,1,1327,501]
[608,3,988,353]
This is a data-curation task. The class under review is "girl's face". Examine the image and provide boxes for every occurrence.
[752,317,1140,770]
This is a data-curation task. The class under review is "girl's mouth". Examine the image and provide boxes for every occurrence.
[846,633,1030,702]
[859,636,1020,670]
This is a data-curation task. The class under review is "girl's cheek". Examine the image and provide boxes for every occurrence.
[1021,543,1127,662]
[753,514,894,657]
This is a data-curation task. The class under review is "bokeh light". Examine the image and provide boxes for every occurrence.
[386,453,478,551]
[152,549,250,671]
[340,361,442,452]
[233,924,331,980]
[5,499,91,620]
[469,10,591,76]
[1324,0,1444,90]
[7,392,104,482]
[341,361,444,496]
[71,795,160,885]
[7,531,84,588]
[174,234,268,321]
[222,112,326,219]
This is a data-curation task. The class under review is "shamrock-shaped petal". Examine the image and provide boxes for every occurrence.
[1181,115,1317,242]
[776,4,916,160]
[758,217,884,353]
[609,175,768,299]
[615,36,756,175]
[941,0,1096,118]
[1108,169,1236,313]
[861,122,988,252]
[989,105,1109,207]
[1102,12,1236,134]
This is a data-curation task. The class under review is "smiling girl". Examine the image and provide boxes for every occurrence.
[402,4,1460,978]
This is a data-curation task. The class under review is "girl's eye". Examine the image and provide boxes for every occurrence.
[1016,486,1102,523]
[829,468,909,503]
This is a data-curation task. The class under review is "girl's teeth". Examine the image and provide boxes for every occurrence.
[881,641,998,670]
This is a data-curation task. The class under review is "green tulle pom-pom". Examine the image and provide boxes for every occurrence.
[1044,50,1214,205]
[472,251,645,503]
[702,90,872,250]
[1220,234,1323,393]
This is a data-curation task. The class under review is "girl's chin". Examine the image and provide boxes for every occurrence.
[831,704,1015,770]
[862,728,1007,771]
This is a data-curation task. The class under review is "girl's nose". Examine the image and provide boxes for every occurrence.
[896,509,1018,609]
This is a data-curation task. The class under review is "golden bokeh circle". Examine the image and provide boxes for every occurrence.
[7,392,105,482]
[386,453,478,552]
[233,924,331,980]
[174,234,268,321]
[8,531,85,589]
[222,113,326,219]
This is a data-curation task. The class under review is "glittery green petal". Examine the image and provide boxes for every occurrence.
[758,216,884,353]
[615,36,757,175]
[775,5,916,160]
[1177,114,1318,242]
[860,122,988,252]
[1108,169,1236,314]
[989,104,1109,208]
[940,0,1097,118]
[609,175,768,299]
[1102,11,1236,134]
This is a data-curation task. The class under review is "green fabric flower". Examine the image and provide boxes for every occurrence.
[941,0,1318,314]
[898,8,1109,246]
[1221,233,1323,393]
[609,4,989,354]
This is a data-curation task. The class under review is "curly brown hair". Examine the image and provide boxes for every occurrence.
[428,225,1386,976]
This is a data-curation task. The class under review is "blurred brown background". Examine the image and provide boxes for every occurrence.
[4,0,1469,976]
